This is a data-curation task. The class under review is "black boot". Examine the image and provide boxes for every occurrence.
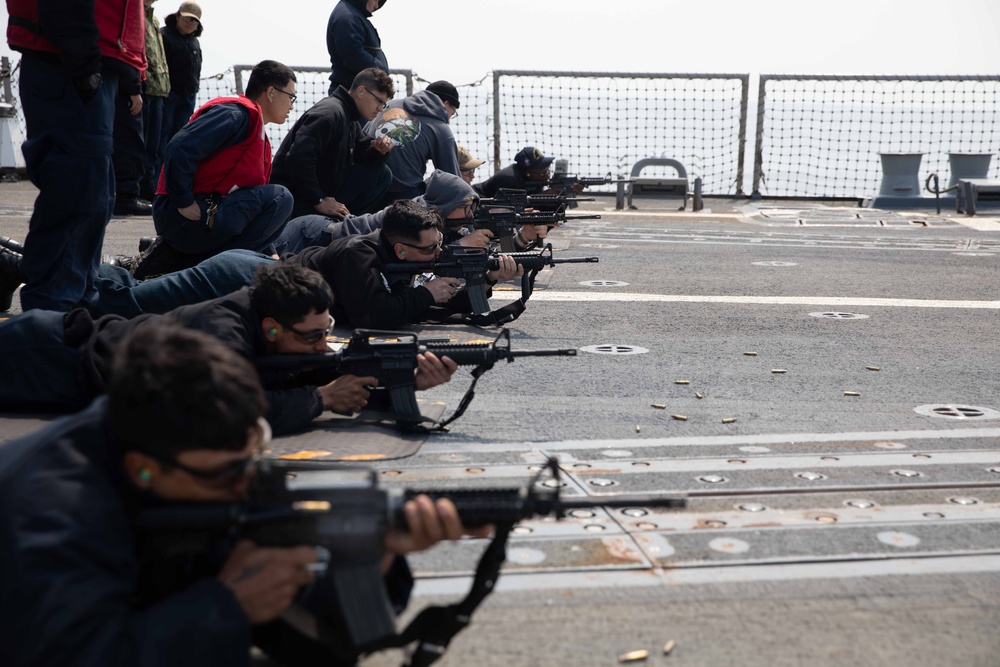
[113,197,153,217]
[138,236,156,252]
[131,236,192,280]
[102,254,140,276]
[0,246,26,312]
[0,236,24,253]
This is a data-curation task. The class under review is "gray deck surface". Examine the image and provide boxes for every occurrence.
[2,181,999,666]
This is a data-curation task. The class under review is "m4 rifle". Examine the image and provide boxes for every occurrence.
[256,328,577,430]
[383,243,598,316]
[136,456,687,665]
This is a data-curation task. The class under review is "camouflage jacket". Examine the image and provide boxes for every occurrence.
[143,4,170,96]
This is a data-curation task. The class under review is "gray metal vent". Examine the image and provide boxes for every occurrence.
[809,312,870,320]
[914,404,1000,420]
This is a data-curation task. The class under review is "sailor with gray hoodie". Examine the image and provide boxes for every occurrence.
[365,81,462,202]
[275,169,478,255]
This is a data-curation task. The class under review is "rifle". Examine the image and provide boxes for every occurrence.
[136,456,687,666]
[548,172,634,208]
[478,187,595,211]
[468,188,601,251]
[256,328,577,430]
[383,243,598,317]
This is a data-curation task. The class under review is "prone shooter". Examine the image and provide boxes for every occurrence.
[258,328,578,432]
[137,456,687,666]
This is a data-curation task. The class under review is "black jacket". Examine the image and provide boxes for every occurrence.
[62,289,325,435]
[160,14,202,95]
[326,0,388,93]
[0,398,252,666]
[472,164,543,198]
[0,397,414,666]
[291,230,473,329]
[271,86,389,218]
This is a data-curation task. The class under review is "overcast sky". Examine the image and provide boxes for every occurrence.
[3,0,1000,85]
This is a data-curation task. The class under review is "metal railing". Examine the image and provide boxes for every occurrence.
[751,74,1000,199]
[5,57,1000,200]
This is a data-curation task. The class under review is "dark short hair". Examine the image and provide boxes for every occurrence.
[245,60,297,99]
[108,324,267,456]
[382,199,443,244]
[249,262,335,326]
[351,67,395,99]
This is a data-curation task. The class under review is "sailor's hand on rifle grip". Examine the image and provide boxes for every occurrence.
[414,351,457,390]
[458,228,494,248]
[519,224,548,243]
[319,374,375,414]
[487,254,522,282]
[218,539,318,625]
[424,277,464,304]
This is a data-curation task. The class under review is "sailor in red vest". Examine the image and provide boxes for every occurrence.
[133,60,297,279]
[4,0,147,313]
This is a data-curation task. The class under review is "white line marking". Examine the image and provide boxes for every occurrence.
[412,553,1000,595]
[509,292,1000,309]
[419,427,1000,454]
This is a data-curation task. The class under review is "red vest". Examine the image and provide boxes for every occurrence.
[6,0,147,73]
[156,96,272,197]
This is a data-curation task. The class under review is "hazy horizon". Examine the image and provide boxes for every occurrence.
[3,0,1000,86]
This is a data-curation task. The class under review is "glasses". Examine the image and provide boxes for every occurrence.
[282,315,335,344]
[144,418,271,485]
[364,87,389,110]
[273,87,297,104]
[179,15,200,24]
[399,233,444,254]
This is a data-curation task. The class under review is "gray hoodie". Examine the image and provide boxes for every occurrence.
[417,169,478,216]
[365,90,461,194]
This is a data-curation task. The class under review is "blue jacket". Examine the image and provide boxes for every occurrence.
[0,397,415,666]
[326,0,388,93]
[0,398,252,666]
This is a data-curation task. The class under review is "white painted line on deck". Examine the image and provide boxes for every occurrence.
[412,553,1000,596]
[509,292,1000,309]
[949,216,1000,231]
[419,427,1000,454]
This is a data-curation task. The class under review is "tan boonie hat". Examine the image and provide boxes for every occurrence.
[457,145,485,171]
[178,1,202,20]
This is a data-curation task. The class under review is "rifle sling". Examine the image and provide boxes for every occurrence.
[461,264,540,328]
[388,522,514,667]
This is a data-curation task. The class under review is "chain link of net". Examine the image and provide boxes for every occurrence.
[755,76,1000,198]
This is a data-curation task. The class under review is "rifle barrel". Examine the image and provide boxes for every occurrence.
[508,348,577,358]
[561,495,687,510]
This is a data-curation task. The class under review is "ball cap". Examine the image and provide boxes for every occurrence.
[457,145,485,170]
[177,1,202,20]
[515,146,553,170]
